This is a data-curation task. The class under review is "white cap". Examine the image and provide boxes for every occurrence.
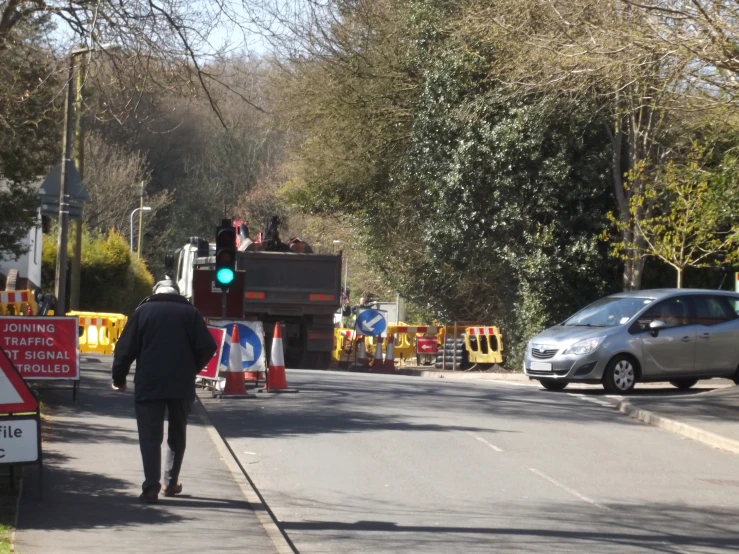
[153,279,180,295]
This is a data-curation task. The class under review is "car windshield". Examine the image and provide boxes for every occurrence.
[564,296,654,327]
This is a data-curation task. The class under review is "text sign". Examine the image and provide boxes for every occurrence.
[0,317,80,380]
[199,326,226,379]
[0,418,39,464]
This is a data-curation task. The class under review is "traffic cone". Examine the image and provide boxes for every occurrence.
[371,339,384,371]
[216,325,251,398]
[384,336,395,372]
[354,336,369,369]
[260,323,299,393]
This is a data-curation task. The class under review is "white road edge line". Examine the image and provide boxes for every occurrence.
[529,468,610,510]
[468,431,504,452]
[195,399,296,554]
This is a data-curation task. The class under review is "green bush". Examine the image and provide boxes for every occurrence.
[42,226,154,315]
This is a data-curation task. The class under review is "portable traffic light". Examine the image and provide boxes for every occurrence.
[215,219,236,289]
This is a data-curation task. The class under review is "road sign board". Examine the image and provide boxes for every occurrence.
[0,418,39,464]
[37,160,91,202]
[0,317,80,380]
[356,309,387,337]
[0,349,38,413]
[40,200,83,220]
[199,326,226,379]
[416,337,439,354]
[216,321,266,372]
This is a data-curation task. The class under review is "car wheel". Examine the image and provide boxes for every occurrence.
[734,366,739,386]
[603,355,637,394]
[539,379,568,392]
[669,379,698,390]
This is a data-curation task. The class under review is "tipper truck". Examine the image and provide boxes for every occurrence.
[165,217,342,368]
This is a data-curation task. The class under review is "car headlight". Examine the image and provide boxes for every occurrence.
[564,337,605,356]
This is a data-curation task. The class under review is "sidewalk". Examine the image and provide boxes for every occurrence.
[15,357,278,553]
[618,385,739,455]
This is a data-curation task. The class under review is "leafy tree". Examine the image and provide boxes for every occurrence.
[273,0,621,364]
[609,142,739,288]
[0,15,59,261]
[0,179,39,261]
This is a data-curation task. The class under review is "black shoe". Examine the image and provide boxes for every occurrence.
[163,482,182,497]
[139,490,159,504]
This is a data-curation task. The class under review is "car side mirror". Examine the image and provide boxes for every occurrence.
[649,320,666,337]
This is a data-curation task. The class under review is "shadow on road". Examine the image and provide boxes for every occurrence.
[276,498,739,553]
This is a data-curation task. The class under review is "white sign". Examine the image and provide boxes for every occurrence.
[0,419,39,464]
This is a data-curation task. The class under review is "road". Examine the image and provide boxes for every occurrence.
[200,371,739,553]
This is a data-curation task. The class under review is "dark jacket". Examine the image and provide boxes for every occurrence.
[112,294,217,401]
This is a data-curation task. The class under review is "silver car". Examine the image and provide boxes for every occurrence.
[523,289,739,393]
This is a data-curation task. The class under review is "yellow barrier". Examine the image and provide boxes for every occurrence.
[332,328,357,366]
[69,311,128,355]
[0,290,38,316]
[386,325,440,362]
[465,326,504,365]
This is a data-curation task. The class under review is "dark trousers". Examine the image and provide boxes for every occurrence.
[135,398,192,494]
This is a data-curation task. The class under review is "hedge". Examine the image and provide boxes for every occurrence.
[42,226,155,315]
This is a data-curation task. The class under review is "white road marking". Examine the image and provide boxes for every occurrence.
[468,431,503,452]
[244,451,257,455]
[567,393,618,408]
[529,468,610,510]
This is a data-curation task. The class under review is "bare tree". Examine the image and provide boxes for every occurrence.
[82,131,171,236]
[0,0,265,128]
[621,0,739,104]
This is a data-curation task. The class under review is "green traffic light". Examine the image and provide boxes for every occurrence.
[216,267,235,285]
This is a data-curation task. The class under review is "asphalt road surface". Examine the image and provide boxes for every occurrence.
[200,371,739,553]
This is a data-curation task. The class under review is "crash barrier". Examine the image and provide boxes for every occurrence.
[387,325,441,362]
[0,290,38,316]
[465,326,504,365]
[68,311,128,355]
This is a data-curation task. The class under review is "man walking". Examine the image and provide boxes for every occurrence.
[112,279,216,503]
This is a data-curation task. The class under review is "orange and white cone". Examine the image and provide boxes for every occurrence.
[218,325,251,398]
[260,323,299,393]
[371,340,384,371]
[384,336,396,372]
[355,336,369,369]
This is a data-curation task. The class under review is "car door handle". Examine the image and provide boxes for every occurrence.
[681,336,692,342]
[699,333,710,340]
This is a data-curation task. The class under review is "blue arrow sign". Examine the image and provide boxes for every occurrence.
[219,323,263,370]
[355,309,386,337]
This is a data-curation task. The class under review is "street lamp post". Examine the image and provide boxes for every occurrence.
[54,43,115,315]
[130,207,152,254]
[52,54,77,315]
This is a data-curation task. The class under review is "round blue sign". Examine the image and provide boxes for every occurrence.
[220,323,263,369]
[355,309,387,337]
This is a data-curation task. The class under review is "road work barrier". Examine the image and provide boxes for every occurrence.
[68,311,128,356]
[465,326,504,365]
[0,290,37,316]
[332,328,357,367]
[387,325,440,363]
